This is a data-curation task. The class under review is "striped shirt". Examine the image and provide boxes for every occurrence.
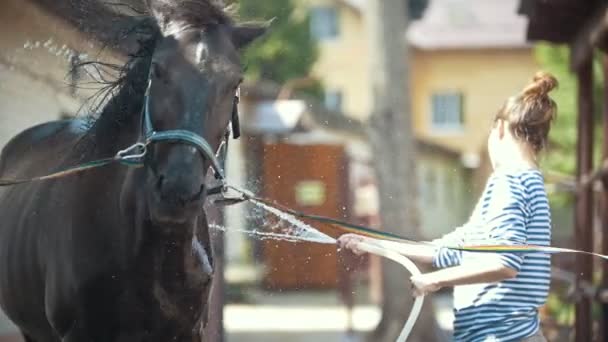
[432,168,551,342]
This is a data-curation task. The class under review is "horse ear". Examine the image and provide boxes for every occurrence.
[145,0,170,33]
[146,0,182,35]
[231,20,273,49]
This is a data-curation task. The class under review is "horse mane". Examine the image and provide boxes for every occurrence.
[148,0,236,28]
[72,0,236,153]
[73,18,159,140]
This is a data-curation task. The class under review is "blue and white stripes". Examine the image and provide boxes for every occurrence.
[432,169,551,342]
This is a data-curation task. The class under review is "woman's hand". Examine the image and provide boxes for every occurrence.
[337,234,369,255]
[410,273,442,297]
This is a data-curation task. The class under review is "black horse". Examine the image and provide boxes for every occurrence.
[0,1,266,341]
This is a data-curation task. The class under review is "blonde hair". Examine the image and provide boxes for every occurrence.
[495,71,558,153]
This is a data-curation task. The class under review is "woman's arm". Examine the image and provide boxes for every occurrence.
[413,174,528,296]
[338,234,518,296]
[338,235,436,264]
[410,261,518,296]
[338,222,470,267]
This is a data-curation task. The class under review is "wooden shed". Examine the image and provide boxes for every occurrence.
[518,1,608,340]
[260,141,351,290]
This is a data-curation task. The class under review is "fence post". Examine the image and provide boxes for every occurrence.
[574,55,594,342]
[601,54,608,342]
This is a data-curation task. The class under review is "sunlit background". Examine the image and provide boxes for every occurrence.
[0,0,605,341]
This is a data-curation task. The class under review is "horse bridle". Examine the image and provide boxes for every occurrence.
[0,73,242,190]
[139,77,241,182]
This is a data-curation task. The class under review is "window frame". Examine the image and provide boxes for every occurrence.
[429,91,465,134]
[310,6,339,41]
[324,90,343,112]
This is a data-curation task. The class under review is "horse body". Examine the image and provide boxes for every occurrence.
[0,115,213,341]
[0,1,267,340]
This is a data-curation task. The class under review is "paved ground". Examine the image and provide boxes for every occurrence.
[225,289,454,342]
[225,290,378,342]
[0,290,453,342]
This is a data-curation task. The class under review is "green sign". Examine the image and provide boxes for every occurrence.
[295,180,326,206]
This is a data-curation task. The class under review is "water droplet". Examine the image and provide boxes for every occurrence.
[43,38,53,48]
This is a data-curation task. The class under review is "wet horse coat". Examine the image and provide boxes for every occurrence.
[0,116,214,342]
[0,1,267,341]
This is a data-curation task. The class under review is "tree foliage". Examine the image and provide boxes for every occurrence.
[236,0,319,86]
[534,43,605,206]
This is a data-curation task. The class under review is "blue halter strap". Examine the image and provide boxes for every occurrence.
[141,80,227,180]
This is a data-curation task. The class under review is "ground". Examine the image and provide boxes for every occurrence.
[0,291,454,342]
[225,289,454,342]
[0,264,454,342]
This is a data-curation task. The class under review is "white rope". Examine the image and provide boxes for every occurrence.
[358,242,424,342]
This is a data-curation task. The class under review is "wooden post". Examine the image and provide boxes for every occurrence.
[574,56,594,342]
[601,54,608,342]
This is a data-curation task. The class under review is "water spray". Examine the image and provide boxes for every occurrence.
[214,184,424,341]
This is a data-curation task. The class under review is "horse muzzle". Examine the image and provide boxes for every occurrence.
[149,171,206,225]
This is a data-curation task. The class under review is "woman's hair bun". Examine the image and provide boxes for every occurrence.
[522,71,558,98]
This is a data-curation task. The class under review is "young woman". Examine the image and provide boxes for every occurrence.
[339,72,558,342]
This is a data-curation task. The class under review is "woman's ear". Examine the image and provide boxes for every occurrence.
[497,119,506,140]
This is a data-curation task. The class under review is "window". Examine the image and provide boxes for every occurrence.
[310,7,339,41]
[324,90,342,112]
[430,92,464,131]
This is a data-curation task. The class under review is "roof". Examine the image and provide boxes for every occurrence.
[245,100,308,134]
[241,81,366,139]
[517,0,608,70]
[517,0,604,45]
[407,0,531,50]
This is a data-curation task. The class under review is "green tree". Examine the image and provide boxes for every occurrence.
[534,43,605,207]
[236,0,319,87]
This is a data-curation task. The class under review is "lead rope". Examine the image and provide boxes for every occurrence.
[0,142,147,186]
[224,186,608,260]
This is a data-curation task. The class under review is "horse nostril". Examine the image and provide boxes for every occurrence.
[156,175,165,191]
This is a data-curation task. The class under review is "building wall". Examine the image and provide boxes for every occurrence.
[0,0,119,148]
[298,0,372,121]
[410,48,540,156]
[416,150,474,239]
[295,0,505,236]
[0,0,121,335]
[298,0,540,160]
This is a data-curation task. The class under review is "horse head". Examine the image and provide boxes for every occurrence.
[141,0,267,226]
